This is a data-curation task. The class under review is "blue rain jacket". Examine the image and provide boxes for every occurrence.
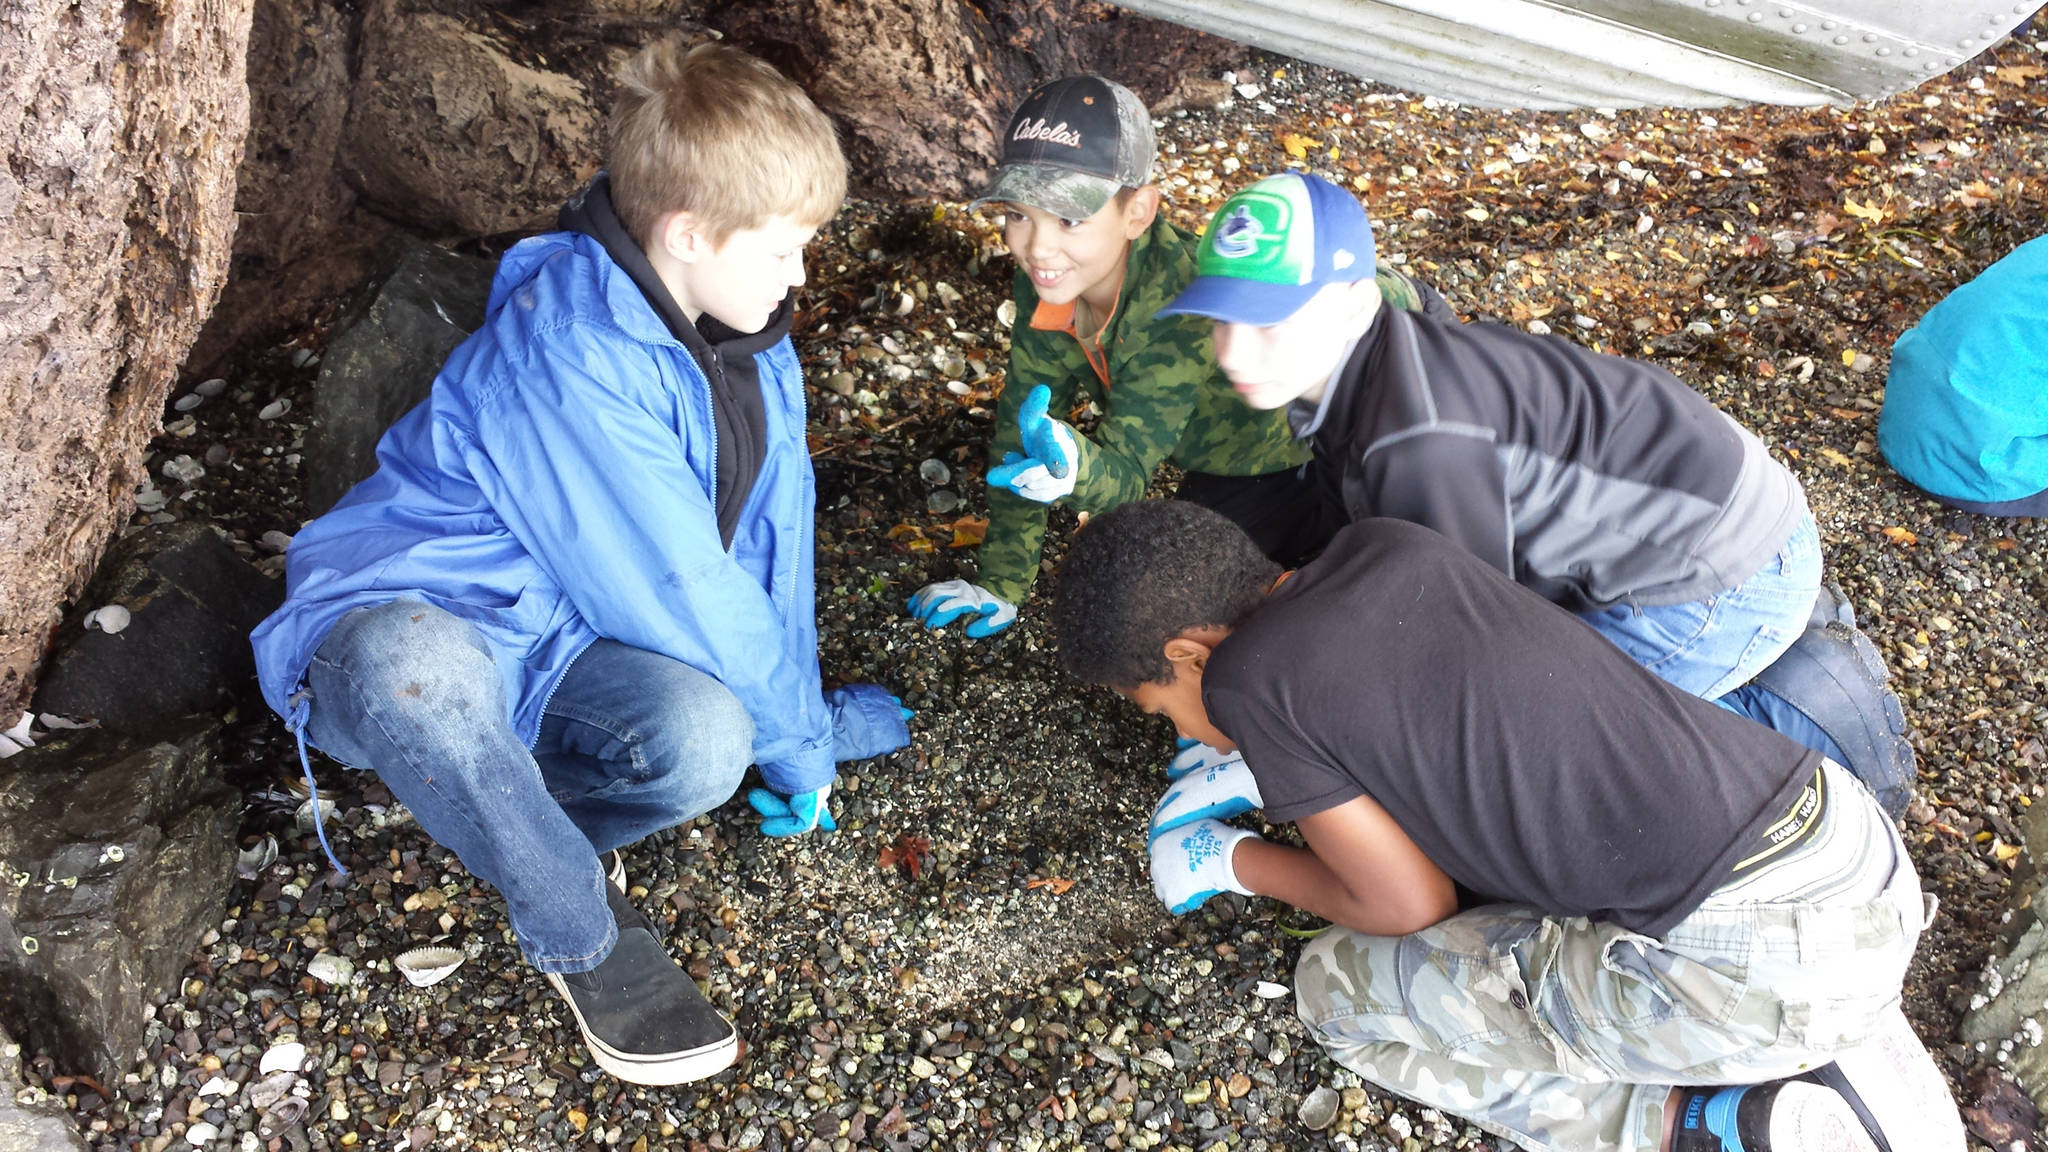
[1879,235,2048,515]
[250,232,836,793]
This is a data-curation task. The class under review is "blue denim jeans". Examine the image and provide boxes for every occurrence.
[303,599,752,972]
[1577,509,1822,701]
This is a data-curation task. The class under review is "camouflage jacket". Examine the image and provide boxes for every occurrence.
[976,213,1442,603]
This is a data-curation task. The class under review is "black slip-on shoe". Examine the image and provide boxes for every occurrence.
[546,883,737,1086]
[604,849,626,893]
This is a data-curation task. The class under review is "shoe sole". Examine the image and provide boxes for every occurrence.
[546,972,740,1086]
[1768,1083,1881,1152]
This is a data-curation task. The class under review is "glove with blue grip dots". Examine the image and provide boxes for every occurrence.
[1150,818,1262,915]
[1149,751,1264,841]
[907,580,1018,638]
[1166,738,1239,781]
[985,385,1079,503]
[748,782,837,837]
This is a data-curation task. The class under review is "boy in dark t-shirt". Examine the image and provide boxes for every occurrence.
[1052,501,1962,1152]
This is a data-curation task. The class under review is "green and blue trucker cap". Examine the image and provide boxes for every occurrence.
[1159,172,1377,326]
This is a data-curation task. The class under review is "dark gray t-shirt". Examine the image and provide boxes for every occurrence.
[1203,518,1817,938]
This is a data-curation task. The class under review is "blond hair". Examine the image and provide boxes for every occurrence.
[610,39,847,249]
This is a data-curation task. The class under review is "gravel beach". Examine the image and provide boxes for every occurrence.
[38,22,2048,1151]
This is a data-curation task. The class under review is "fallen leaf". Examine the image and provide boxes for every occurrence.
[1996,64,2045,86]
[1952,180,1995,208]
[878,834,933,880]
[1996,537,2018,551]
[1279,133,1316,159]
[1882,526,1919,546]
[1841,197,1887,222]
[1026,877,1076,895]
[1840,348,1858,367]
[886,523,925,541]
[948,516,989,548]
[1827,407,1866,420]
[1819,447,1855,468]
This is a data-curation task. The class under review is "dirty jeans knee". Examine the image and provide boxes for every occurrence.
[304,599,613,972]
[535,639,755,855]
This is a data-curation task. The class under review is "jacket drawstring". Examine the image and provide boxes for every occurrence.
[287,691,350,881]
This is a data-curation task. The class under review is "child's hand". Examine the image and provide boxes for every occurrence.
[1149,819,1261,915]
[986,385,1078,503]
[1166,739,1237,780]
[747,784,837,837]
[1150,752,1264,840]
[907,579,1018,638]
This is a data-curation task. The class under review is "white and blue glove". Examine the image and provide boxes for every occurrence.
[1149,819,1261,915]
[907,579,1018,638]
[1166,738,1239,781]
[986,385,1079,503]
[1149,751,1264,840]
[748,783,837,837]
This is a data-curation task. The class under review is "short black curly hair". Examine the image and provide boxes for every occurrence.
[1052,500,1281,689]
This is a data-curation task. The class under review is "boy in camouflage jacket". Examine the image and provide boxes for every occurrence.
[907,76,1443,639]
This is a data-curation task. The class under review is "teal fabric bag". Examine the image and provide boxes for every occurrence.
[1879,235,2048,516]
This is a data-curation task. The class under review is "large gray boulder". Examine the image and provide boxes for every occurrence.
[32,523,282,738]
[0,724,238,1089]
[302,243,497,516]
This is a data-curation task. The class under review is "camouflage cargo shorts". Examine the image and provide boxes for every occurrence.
[1293,760,1931,1152]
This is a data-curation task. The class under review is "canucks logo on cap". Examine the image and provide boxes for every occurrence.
[1194,180,1312,286]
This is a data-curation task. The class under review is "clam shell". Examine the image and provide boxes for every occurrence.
[84,605,131,634]
[395,945,464,987]
[306,952,353,985]
[258,1041,306,1075]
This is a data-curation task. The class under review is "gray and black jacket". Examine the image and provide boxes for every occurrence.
[1292,308,1806,613]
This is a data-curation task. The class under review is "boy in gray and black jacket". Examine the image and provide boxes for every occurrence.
[1157,171,1913,813]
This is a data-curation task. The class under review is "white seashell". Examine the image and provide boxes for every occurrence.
[195,377,227,397]
[259,1041,306,1076]
[162,455,205,483]
[84,605,132,634]
[395,945,465,988]
[1253,981,1290,1000]
[306,952,353,985]
[291,347,318,368]
[918,459,951,486]
[259,530,294,554]
[295,796,338,834]
[134,484,167,512]
[36,713,95,730]
[173,393,204,412]
[185,1121,220,1145]
[197,1074,236,1097]
[945,380,972,396]
[236,835,279,879]
[258,398,292,420]
[996,300,1017,328]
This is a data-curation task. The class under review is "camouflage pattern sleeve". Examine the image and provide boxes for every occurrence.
[1064,337,1210,514]
[971,274,1079,605]
[1376,266,1453,320]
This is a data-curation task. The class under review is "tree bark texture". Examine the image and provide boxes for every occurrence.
[0,0,255,716]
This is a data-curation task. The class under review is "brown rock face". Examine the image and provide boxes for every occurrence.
[712,0,1245,199]
[0,0,255,716]
[338,0,606,237]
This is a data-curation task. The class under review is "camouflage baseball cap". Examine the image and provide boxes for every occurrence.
[975,76,1156,222]
[1158,172,1378,326]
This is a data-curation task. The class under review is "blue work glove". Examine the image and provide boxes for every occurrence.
[827,683,913,763]
[1166,739,1238,781]
[985,385,1079,503]
[907,579,1018,638]
[1149,819,1261,915]
[1149,750,1264,841]
[748,783,838,837]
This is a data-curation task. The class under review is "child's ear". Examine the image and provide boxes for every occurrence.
[1346,277,1385,331]
[1162,634,1213,673]
[1121,186,1162,238]
[656,211,712,265]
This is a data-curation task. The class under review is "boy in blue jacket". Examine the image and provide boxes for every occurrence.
[249,40,908,1086]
